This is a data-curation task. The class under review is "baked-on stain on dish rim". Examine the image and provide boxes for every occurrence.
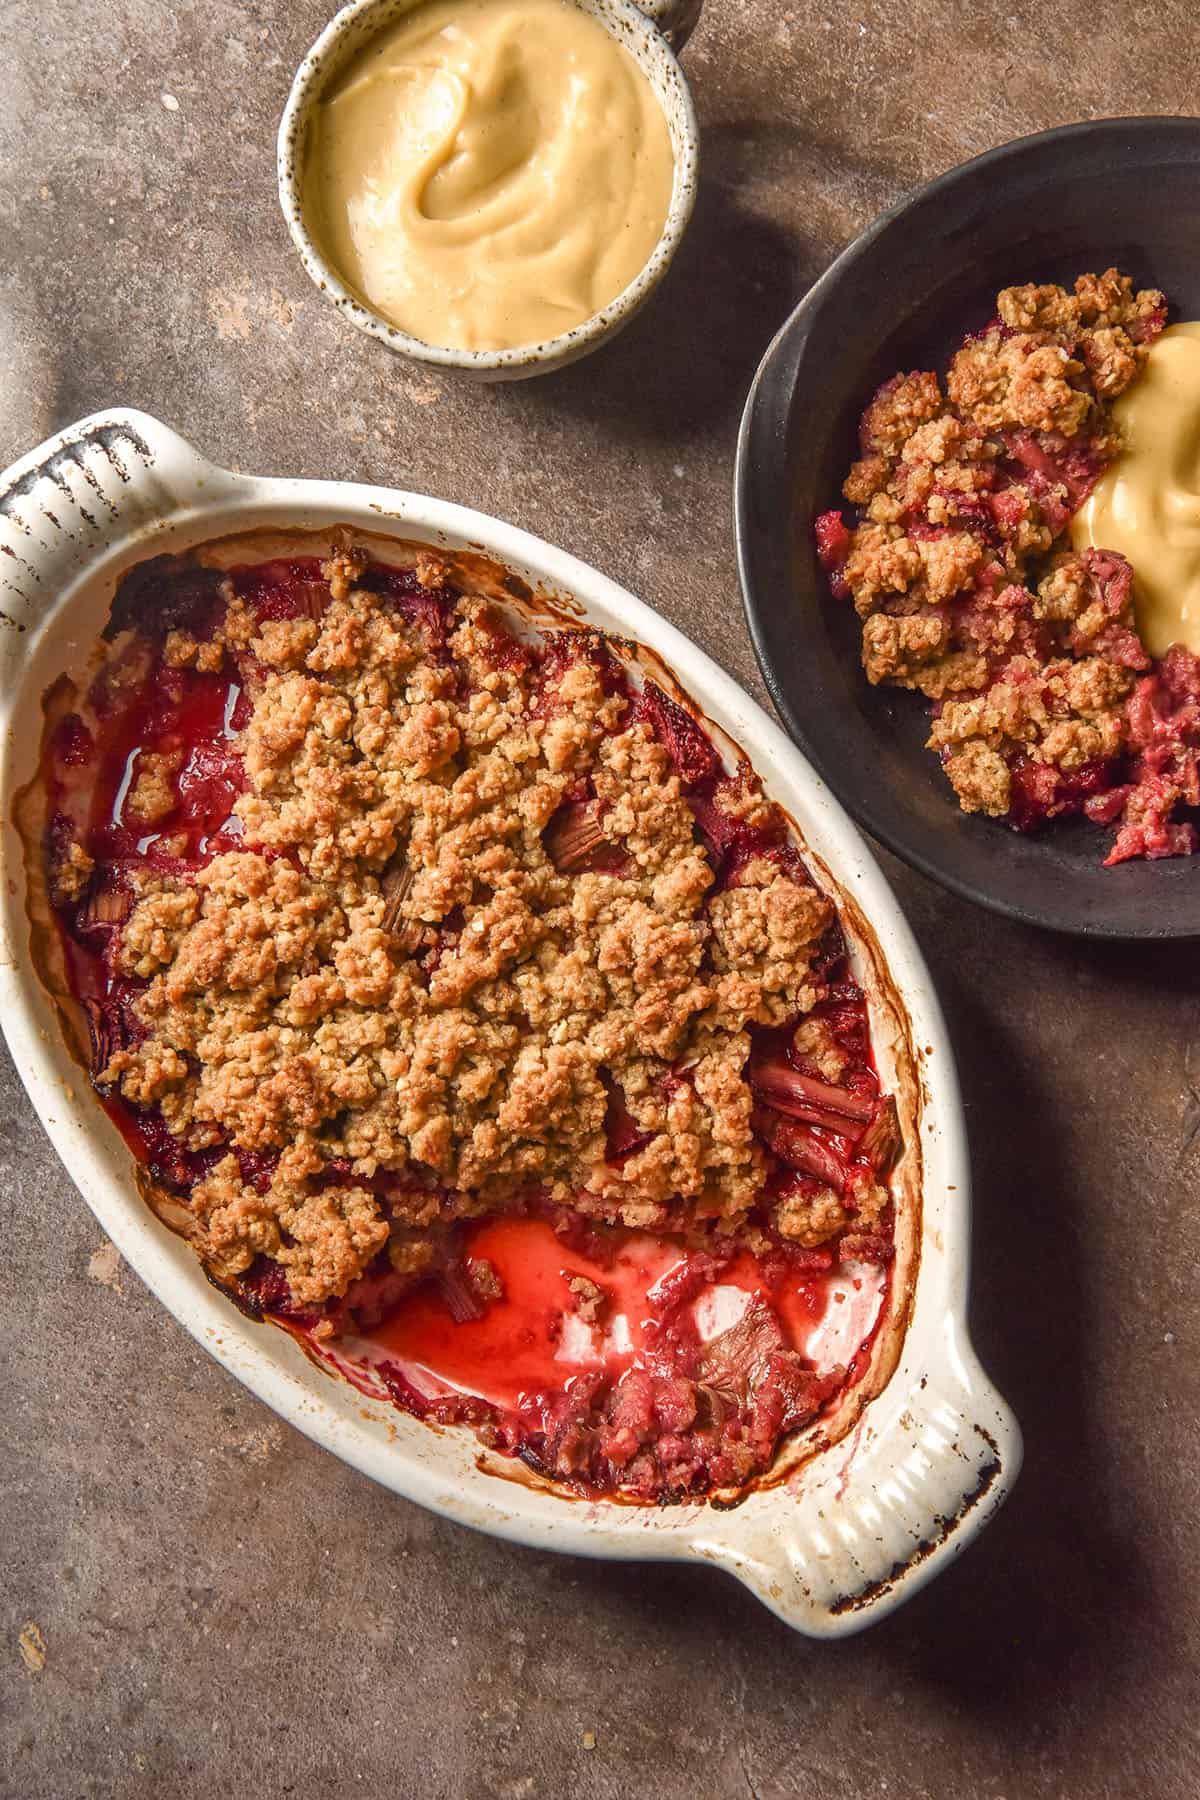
[277,0,702,381]
[0,408,1020,1635]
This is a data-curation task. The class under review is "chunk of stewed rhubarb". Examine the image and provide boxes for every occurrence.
[748,1053,875,1129]
[75,881,133,939]
[754,1106,853,1190]
[231,557,331,624]
[176,742,244,839]
[600,1070,654,1164]
[1104,773,1200,865]
[634,682,721,788]
[700,1297,837,1445]
[814,510,853,598]
[1000,429,1107,510]
[437,1261,488,1324]
[543,799,628,876]
[644,1251,732,1317]
[1007,753,1118,832]
[857,1094,902,1177]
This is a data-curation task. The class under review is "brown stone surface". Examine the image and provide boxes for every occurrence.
[2,3,1199,1795]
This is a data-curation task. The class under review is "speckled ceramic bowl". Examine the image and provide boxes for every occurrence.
[277,0,702,381]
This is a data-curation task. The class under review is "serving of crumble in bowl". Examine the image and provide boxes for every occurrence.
[0,408,1018,1635]
[736,116,1200,937]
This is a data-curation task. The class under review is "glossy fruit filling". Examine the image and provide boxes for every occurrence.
[312,1212,887,1500]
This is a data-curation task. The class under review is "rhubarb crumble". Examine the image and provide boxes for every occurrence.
[816,269,1200,864]
[30,536,908,1502]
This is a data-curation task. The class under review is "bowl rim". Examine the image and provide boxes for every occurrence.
[275,0,700,374]
[734,113,1200,939]
[0,408,1021,1636]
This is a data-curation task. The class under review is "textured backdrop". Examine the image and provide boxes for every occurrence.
[2,3,1198,1795]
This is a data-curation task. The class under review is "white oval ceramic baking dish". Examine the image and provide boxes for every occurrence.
[0,409,1021,1636]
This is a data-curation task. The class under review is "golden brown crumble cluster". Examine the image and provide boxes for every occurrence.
[97,550,854,1305]
[821,270,1166,821]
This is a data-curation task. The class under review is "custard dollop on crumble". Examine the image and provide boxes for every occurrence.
[70,547,883,1307]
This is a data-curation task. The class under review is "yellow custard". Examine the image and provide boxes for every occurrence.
[303,0,676,353]
[1073,320,1200,656]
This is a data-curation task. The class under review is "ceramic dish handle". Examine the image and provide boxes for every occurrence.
[635,0,703,51]
[0,409,220,652]
[714,1327,1023,1636]
[821,1354,1020,1627]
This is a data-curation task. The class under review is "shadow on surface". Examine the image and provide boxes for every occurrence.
[538,123,811,446]
[856,957,1167,1723]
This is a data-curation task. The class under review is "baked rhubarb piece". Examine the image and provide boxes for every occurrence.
[816,269,1200,864]
[30,536,905,1501]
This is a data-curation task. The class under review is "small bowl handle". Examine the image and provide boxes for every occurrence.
[633,0,703,52]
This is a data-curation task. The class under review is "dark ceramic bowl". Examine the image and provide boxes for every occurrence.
[735,117,1200,938]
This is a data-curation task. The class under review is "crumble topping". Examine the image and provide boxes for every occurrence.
[815,269,1200,861]
[46,546,895,1318]
[49,836,95,905]
[125,749,185,826]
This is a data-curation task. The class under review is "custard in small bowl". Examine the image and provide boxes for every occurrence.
[278,0,701,379]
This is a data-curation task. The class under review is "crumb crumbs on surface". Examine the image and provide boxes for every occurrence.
[18,1623,46,1675]
[87,1241,123,1292]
